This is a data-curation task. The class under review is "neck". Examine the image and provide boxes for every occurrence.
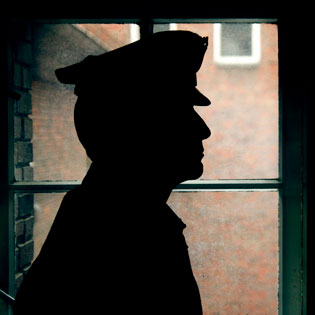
[143,178,176,204]
[84,161,180,204]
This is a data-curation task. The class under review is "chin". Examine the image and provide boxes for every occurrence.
[190,166,204,180]
[180,162,204,182]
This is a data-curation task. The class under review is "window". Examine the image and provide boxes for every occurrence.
[1,18,307,315]
[153,23,177,32]
[214,23,261,65]
[130,24,141,42]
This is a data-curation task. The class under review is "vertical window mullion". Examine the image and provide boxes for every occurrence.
[281,91,304,314]
[0,31,16,315]
[139,19,154,39]
[278,18,305,314]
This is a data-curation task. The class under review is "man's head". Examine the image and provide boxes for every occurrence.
[55,30,211,184]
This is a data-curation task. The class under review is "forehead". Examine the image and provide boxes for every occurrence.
[161,83,196,100]
[153,102,197,124]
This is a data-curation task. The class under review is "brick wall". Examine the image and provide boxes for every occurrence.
[31,24,107,181]
[12,25,34,182]
[14,194,34,291]
[73,24,132,50]
[10,23,35,292]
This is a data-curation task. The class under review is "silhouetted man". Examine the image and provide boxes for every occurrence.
[14,30,211,314]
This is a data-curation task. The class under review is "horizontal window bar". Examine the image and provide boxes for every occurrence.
[15,18,278,24]
[9,181,81,193]
[177,179,282,190]
[151,18,278,23]
[9,179,282,193]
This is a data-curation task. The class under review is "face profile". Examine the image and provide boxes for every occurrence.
[153,104,211,184]
[65,31,211,186]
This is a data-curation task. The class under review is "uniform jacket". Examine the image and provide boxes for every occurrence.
[14,164,202,314]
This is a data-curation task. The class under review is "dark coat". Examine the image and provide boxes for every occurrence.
[14,165,202,314]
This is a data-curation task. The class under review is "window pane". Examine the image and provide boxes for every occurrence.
[153,24,171,32]
[14,190,279,313]
[221,24,252,56]
[14,23,278,181]
[176,23,279,179]
[14,193,65,293]
[14,24,138,181]
[168,191,279,314]
[153,23,177,33]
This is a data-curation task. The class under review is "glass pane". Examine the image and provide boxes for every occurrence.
[14,189,279,314]
[168,191,279,314]
[153,23,177,33]
[221,24,252,56]
[14,23,277,181]
[153,24,171,32]
[14,193,65,293]
[176,23,279,179]
[14,24,139,181]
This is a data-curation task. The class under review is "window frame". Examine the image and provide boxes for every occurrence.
[0,18,307,315]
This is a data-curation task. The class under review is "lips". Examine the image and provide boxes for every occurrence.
[201,148,205,157]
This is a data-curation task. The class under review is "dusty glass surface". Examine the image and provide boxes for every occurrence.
[32,193,66,259]
[17,24,138,181]
[221,24,252,56]
[14,193,65,293]
[14,23,278,181]
[153,23,177,33]
[168,190,279,315]
[15,190,279,314]
[176,23,279,179]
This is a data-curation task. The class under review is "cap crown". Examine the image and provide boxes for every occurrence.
[55,30,209,95]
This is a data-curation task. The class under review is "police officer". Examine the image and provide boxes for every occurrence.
[14,30,211,315]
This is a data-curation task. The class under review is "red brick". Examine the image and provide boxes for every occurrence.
[18,240,34,270]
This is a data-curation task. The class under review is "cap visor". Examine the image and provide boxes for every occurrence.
[55,63,82,84]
